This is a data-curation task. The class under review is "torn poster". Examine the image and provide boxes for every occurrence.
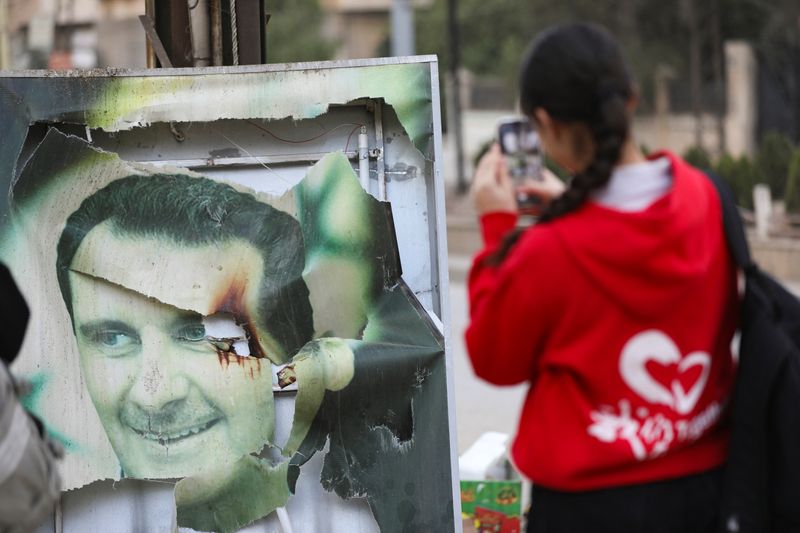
[0,54,455,532]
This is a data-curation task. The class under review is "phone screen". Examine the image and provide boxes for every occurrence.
[498,118,542,182]
[498,118,542,211]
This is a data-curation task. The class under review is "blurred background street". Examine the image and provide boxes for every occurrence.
[3,0,800,459]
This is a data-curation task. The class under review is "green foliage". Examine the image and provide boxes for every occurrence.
[415,0,537,87]
[415,0,797,116]
[785,149,800,213]
[755,131,795,199]
[683,146,712,170]
[266,0,336,63]
[715,153,759,210]
[415,0,688,99]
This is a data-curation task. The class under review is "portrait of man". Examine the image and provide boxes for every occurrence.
[53,173,331,479]
[1,58,459,531]
[3,130,452,532]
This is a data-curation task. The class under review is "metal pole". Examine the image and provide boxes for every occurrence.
[374,103,387,200]
[793,16,800,145]
[210,0,223,66]
[390,0,415,57]
[54,499,63,533]
[145,0,156,68]
[447,0,467,193]
[189,0,211,67]
[681,0,703,149]
[358,127,370,193]
[711,0,725,154]
[0,0,9,69]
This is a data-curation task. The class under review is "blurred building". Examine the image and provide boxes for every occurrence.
[320,0,430,59]
[1,0,431,70]
[4,0,144,69]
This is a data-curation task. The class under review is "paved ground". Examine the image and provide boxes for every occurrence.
[448,276,528,455]
[444,183,529,456]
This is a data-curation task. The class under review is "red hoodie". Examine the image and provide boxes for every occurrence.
[466,152,738,491]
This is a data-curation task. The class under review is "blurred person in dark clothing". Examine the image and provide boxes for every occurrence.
[0,262,61,533]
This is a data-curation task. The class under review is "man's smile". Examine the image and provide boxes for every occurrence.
[68,249,279,477]
[127,416,223,446]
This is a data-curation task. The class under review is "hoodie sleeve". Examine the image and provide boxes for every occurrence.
[465,215,557,386]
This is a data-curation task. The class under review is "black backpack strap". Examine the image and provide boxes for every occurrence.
[705,171,754,271]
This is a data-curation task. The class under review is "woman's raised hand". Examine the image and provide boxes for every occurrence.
[518,167,567,207]
[470,144,517,216]
[471,144,567,216]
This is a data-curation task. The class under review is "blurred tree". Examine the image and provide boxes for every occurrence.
[784,149,800,213]
[415,0,795,123]
[267,0,336,63]
[755,131,795,198]
[415,0,536,87]
[683,146,713,170]
[752,0,800,142]
[415,0,691,107]
[716,153,759,209]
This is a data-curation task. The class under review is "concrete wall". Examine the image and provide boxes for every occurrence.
[320,0,431,12]
[751,235,800,283]
[633,113,722,157]
[98,0,142,21]
[95,16,145,69]
[7,0,144,69]
[443,40,759,191]
[320,0,432,59]
[327,11,388,60]
[8,0,39,31]
[601,40,757,159]
[724,41,758,158]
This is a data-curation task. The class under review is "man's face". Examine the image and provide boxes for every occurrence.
[68,224,281,478]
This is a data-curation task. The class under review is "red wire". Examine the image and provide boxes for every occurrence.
[344,125,364,154]
[246,119,364,145]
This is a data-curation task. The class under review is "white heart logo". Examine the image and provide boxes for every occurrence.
[619,330,711,415]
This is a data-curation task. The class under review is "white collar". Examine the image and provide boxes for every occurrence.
[591,156,672,212]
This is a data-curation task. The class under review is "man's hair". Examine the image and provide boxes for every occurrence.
[56,173,313,357]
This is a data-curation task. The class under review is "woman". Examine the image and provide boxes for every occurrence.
[466,22,738,532]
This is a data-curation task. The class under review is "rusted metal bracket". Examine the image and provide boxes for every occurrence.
[139,15,173,68]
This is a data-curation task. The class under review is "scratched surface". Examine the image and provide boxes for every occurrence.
[0,60,434,166]
[5,132,451,532]
[0,58,455,533]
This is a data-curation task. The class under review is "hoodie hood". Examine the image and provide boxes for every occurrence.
[551,152,723,320]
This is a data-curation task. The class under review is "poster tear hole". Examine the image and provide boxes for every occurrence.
[204,314,267,374]
[203,313,251,358]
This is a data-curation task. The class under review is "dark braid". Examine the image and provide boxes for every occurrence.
[538,94,629,222]
[486,23,633,265]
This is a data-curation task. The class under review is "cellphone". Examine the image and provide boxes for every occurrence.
[497,117,543,210]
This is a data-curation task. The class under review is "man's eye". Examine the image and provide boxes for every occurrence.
[97,331,132,347]
[88,331,138,354]
[175,324,206,342]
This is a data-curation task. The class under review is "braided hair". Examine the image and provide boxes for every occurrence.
[488,23,633,264]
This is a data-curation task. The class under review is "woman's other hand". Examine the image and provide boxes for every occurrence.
[471,144,517,216]
[518,167,567,206]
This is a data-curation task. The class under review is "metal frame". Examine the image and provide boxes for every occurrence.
[429,60,460,533]
[142,151,360,169]
[3,55,440,77]
[2,55,460,532]
[370,100,387,201]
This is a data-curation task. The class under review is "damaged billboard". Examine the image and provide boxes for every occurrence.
[0,57,457,533]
